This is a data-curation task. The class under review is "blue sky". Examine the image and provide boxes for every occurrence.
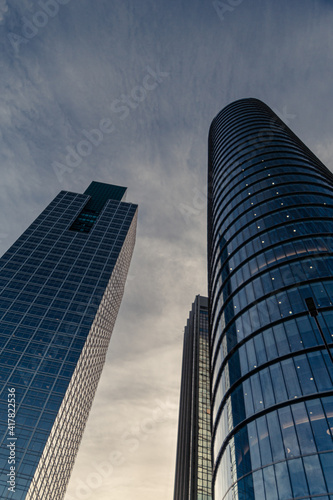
[1,0,333,498]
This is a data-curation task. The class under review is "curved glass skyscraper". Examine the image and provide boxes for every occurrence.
[208,98,333,500]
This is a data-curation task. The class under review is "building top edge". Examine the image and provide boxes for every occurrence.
[208,97,268,135]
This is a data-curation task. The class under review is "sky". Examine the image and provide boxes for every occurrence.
[1,0,333,499]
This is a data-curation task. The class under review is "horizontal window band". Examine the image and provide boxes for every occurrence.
[210,251,333,341]
[210,280,333,372]
[212,389,333,486]
[211,342,333,433]
[216,449,333,500]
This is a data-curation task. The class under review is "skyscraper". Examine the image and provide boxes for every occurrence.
[208,98,333,499]
[174,295,213,500]
[0,181,138,499]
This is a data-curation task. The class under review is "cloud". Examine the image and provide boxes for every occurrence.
[314,141,333,172]
[0,0,8,23]
[0,1,333,499]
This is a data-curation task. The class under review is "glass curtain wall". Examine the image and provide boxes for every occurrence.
[208,98,333,500]
[0,182,137,499]
[174,296,213,500]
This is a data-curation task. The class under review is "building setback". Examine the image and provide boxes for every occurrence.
[0,181,137,499]
[208,99,333,499]
[174,295,212,500]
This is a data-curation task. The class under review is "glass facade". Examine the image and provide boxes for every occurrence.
[0,182,138,499]
[208,98,333,500]
[174,295,213,500]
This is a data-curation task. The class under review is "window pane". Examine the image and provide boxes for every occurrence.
[278,406,300,458]
[303,454,327,495]
[291,403,316,454]
[274,461,292,500]
[256,416,272,466]
[253,469,265,500]
[320,452,333,492]
[288,458,309,498]
[307,399,333,452]
[266,411,285,461]
[263,465,278,500]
